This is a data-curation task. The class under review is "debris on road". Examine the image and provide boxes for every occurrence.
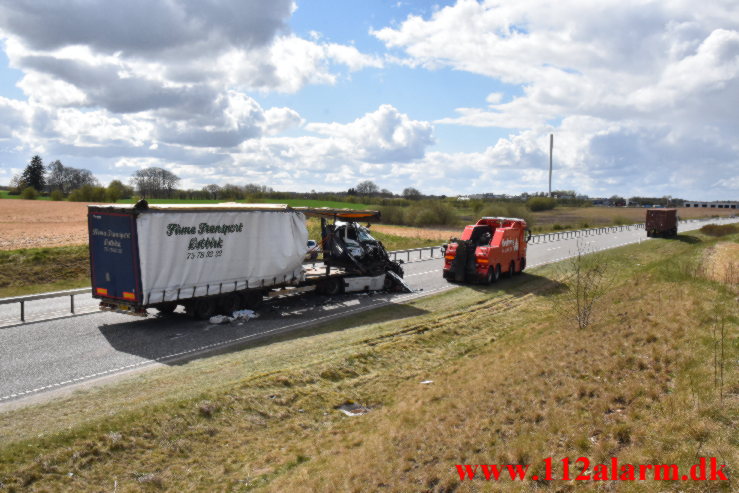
[208,309,260,325]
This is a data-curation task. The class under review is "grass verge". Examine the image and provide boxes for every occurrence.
[0,246,89,298]
[0,233,736,492]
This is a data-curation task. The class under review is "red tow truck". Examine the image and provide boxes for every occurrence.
[442,217,531,284]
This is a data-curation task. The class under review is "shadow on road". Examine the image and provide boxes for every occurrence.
[97,292,429,366]
[449,271,567,298]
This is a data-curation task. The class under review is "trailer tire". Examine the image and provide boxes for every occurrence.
[517,258,526,274]
[219,293,240,315]
[239,291,263,310]
[490,265,501,283]
[155,302,177,316]
[187,298,217,320]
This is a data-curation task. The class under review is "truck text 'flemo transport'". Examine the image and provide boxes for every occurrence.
[88,201,409,319]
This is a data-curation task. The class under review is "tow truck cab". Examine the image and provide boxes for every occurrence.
[442,217,530,284]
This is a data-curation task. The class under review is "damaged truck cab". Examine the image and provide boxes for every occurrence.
[442,217,531,284]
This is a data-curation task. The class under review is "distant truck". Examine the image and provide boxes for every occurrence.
[442,217,531,283]
[88,201,409,319]
[645,208,678,237]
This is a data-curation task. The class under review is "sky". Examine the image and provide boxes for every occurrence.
[0,0,737,200]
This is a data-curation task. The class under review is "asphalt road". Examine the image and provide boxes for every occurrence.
[1,217,736,406]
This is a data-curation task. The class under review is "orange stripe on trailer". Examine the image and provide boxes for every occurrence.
[123,292,136,300]
[96,287,108,295]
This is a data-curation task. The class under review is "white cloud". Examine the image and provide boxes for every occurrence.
[0,0,383,156]
[372,0,739,198]
[306,104,433,163]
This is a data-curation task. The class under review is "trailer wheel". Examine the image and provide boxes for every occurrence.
[219,294,240,315]
[186,299,216,320]
[155,302,177,316]
[517,258,526,274]
[489,265,501,284]
[508,261,515,279]
[239,291,263,310]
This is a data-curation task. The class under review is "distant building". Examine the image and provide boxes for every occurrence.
[684,201,737,209]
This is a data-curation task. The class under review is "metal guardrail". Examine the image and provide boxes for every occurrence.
[525,218,709,244]
[0,287,89,323]
[389,245,444,263]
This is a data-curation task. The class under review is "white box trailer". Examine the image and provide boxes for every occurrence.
[88,201,409,318]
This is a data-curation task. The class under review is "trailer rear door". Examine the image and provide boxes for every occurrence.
[88,211,141,303]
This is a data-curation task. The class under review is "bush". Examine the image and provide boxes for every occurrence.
[68,185,108,202]
[406,201,458,227]
[612,216,630,226]
[49,189,64,201]
[21,186,39,200]
[378,200,458,227]
[526,196,557,211]
[378,205,406,225]
[700,224,739,237]
[479,202,534,228]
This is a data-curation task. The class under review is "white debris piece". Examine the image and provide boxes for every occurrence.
[336,403,370,416]
[232,309,259,321]
[420,380,433,385]
[208,309,259,325]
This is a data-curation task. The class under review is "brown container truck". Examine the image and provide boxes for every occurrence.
[646,209,678,237]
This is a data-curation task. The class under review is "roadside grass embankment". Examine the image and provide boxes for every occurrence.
[0,245,89,298]
[1,231,736,491]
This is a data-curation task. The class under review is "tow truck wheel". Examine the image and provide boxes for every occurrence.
[516,258,526,274]
[508,261,515,279]
[489,265,500,284]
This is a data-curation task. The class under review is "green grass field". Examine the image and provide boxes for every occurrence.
[0,190,51,200]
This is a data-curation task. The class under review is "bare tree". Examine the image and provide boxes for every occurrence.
[355,180,379,195]
[47,160,98,194]
[131,167,180,198]
[553,241,613,329]
[402,187,422,200]
[202,184,221,200]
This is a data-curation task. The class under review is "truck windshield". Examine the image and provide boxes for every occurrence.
[355,226,376,243]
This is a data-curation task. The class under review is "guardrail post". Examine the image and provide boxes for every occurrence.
[20,300,25,322]
[407,251,411,262]
[70,294,75,314]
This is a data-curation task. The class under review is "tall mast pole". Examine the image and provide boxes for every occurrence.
[548,134,553,197]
